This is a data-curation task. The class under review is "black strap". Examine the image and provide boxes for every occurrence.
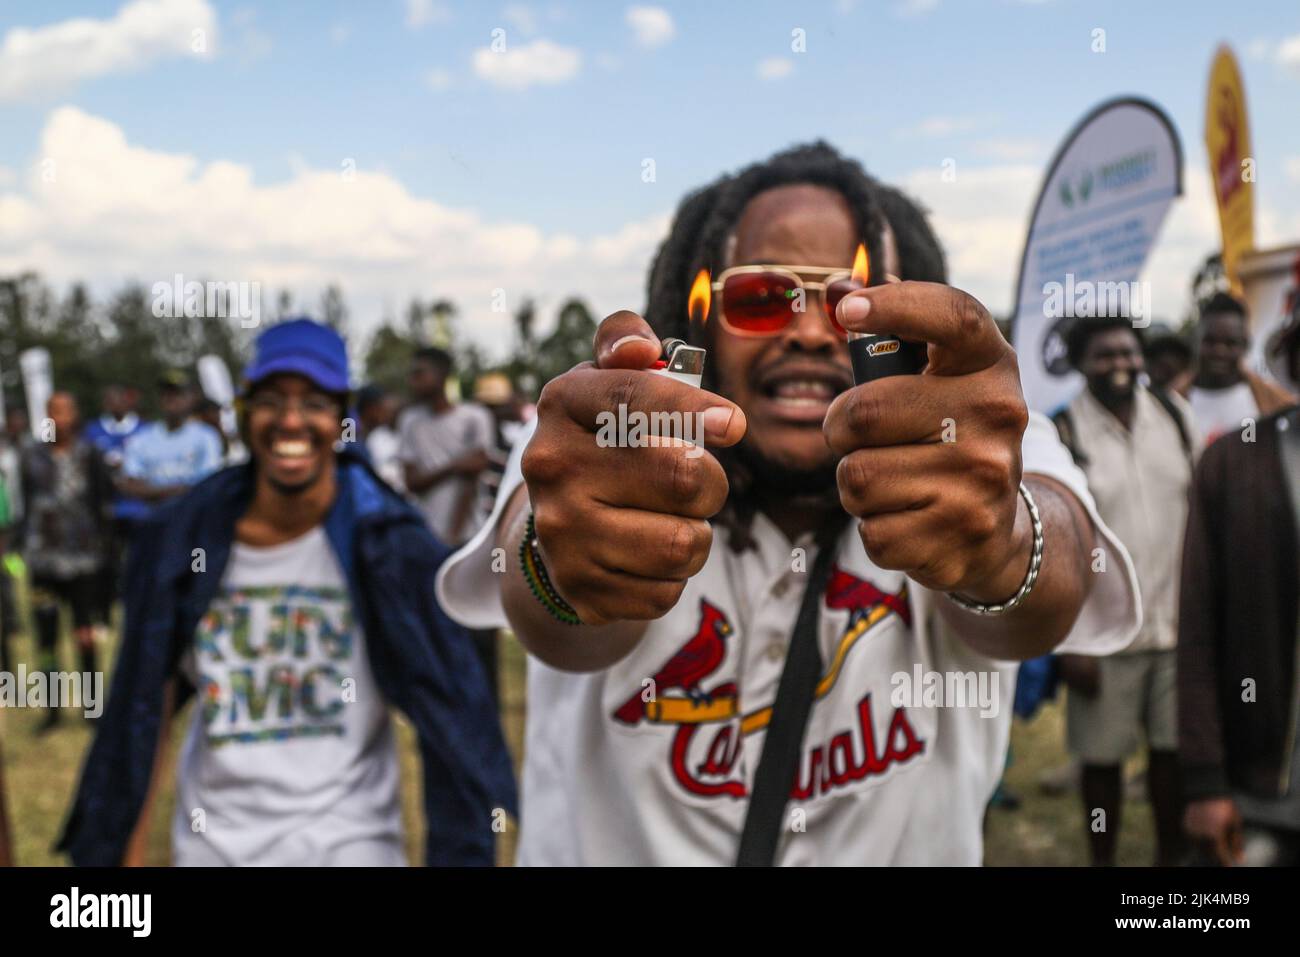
[1052,389,1191,465]
[1148,387,1193,460]
[735,523,842,867]
[1050,407,1088,467]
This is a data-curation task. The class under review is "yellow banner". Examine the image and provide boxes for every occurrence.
[1205,44,1255,295]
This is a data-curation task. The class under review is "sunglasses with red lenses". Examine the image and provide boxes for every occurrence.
[712,265,864,339]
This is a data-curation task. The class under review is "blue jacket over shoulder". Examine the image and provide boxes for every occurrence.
[57,448,517,866]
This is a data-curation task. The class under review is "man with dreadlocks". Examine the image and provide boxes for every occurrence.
[438,142,1139,865]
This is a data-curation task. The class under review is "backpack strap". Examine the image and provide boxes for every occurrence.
[1050,407,1088,468]
[1147,387,1193,460]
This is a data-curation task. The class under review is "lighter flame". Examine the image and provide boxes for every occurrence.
[688,269,712,324]
[851,243,870,285]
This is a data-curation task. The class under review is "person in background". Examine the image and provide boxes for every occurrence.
[1052,316,1199,866]
[356,384,404,492]
[1180,315,1300,867]
[1172,293,1294,444]
[83,384,147,629]
[1144,332,1193,393]
[0,406,29,528]
[58,318,515,866]
[118,370,223,509]
[0,474,13,674]
[398,348,494,547]
[471,373,527,522]
[0,405,27,674]
[84,384,145,467]
[196,396,248,466]
[19,392,112,733]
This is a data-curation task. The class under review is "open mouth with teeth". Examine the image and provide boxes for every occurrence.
[755,366,852,423]
[271,438,315,460]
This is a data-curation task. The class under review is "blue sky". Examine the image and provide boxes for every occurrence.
[2,0,1299,358]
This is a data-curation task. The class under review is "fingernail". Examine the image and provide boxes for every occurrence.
[611,334,652,353]
[884,272,902,284]
[701,406,734,439]
[839,296,871,323]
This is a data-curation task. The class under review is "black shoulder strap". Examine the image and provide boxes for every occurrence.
[1148,387,1193,460]
[735,521,842,867]
[1050,407,1088,468]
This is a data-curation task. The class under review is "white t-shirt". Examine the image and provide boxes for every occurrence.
[173,527,405,867]
[397,403,495,546]
[436,412,1141,866]
[1188,382,1257,446]
[366,425,405,492]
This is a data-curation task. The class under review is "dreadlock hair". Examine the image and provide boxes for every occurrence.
[642,141,948,551]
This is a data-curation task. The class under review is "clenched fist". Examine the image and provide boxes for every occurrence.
[825,281,1032,600]
[521,311,747,626]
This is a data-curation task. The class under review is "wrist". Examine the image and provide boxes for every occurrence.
[958,490,1033,603]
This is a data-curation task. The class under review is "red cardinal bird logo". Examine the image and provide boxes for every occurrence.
[613,599,733,725]
[825,566,911,627]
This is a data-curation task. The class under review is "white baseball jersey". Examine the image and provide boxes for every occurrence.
[437,412,1140,866]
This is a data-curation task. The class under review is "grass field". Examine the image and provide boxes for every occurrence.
[1,597,1155,867]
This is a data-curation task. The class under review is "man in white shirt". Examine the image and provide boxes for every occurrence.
[356,384,405,492]
[398,348,494,546]
[437,143,1139,866]
[1175,292,1294,444]
[1053,316,1200,865]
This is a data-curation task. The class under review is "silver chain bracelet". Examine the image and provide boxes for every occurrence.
[946,482,1044,616]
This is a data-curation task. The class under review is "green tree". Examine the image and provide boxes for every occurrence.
[363,323,417,394]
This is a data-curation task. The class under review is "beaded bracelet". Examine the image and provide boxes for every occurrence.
[519,511,582,625]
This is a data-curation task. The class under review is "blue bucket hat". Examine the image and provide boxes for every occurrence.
[242,317,350,395]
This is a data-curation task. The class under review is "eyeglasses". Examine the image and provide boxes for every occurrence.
[711,265,865,340]
[245,392,340,419]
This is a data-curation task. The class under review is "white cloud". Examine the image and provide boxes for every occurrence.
[900,164,1038,315]
[472,38,580,89]
[405,0,449,30]
[0,0,216,102]
[1287,156,1300,183]
[626,6,674,48]
[503,4,539,36]
[756,57,793,80]
[0,107,665,359]
[425,68,453,92]
[1278,34,1300,71]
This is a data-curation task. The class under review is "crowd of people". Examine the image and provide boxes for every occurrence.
[0,141,1297,868]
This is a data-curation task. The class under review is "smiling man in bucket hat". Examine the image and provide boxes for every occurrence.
[60,317,516,866]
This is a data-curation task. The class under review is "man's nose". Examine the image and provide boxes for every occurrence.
[778,294,839,352]
[276,404,307,430]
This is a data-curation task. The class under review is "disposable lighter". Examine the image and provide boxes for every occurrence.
[651,338,706,388]
[847,331,926,384]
